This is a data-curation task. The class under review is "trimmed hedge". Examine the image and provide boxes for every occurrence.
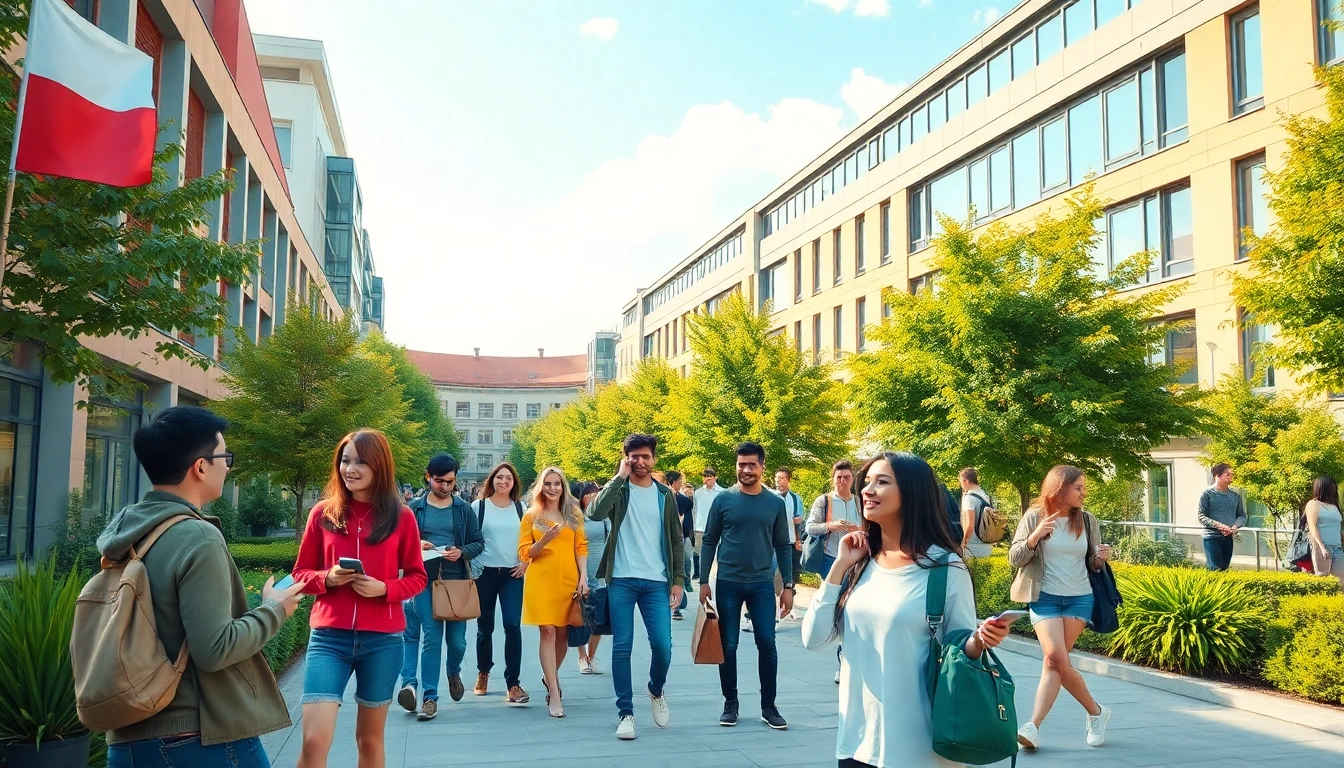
[1262,594,1344,705]
[240,570,311,676]
[229,540,299,572]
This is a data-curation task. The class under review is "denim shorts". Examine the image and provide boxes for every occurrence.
[1029,591,1094,626]
[302,628,402,707]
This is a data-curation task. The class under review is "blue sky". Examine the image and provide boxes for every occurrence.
[244,0,1008,356]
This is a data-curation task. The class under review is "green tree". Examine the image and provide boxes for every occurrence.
[360,331,461,483]
[507,421,539,487]
[671,292,848,478]
[1234,64,1344,394]
[212,304,419,536]
[236,478,290,536]
[848,186,1206,509]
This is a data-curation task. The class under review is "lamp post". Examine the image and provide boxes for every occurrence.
[1206,341,1218,387]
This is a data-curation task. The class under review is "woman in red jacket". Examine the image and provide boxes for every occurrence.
[293,429,427,768]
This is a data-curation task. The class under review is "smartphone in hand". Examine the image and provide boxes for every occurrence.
[987,609,1028,625]
[273,573,295,590]
[338,557,365,574]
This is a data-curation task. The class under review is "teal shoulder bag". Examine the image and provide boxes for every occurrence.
[924,553,1019,766]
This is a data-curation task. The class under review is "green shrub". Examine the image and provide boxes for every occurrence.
[1262,594,1344,704]
[46,489,105,576]
[239,571,312,676]
[228,541,299,572]
[1108,568,1268,675]
[796,572,821,589]
[203,496,240,542]
[238,480,290,536]
[0,557,85,746]
[1110,534,1192,568]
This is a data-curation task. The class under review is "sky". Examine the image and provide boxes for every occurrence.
[244,0,1010,357]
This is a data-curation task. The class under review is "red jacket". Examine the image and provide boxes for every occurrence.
[293,500,427,633]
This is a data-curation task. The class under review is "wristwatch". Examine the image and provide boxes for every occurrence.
[783,582,795,593]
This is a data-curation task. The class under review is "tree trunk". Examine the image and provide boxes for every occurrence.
[294,484,307,544]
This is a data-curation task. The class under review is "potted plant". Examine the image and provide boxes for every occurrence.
[0,557,92,768]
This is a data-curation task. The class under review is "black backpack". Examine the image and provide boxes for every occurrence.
[477,498,525,526]
[942,484,963,542]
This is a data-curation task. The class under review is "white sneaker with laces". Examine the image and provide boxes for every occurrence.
[648,686,670,728]
[1086,705,1111,747]
[616,714,636,740]
[588,659,604,675]
[578,657,592,674]
[1018,721,1040,749]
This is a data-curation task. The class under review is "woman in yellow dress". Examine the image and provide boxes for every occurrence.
[518,466,589,718]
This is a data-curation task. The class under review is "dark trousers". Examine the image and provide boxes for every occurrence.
[475,566,524,687]
[1204,536,1234,571]
[716,579,778,709]
[839,760,877,767]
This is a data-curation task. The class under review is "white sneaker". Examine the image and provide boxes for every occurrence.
[744,618,754,633]
[1018,721,1040,749]
[588,659,604,675]
[616,714,637,740]
[648,686,670,728]
[578,657,593,675]
[1086,705,1111,747]
[834,669,841,684]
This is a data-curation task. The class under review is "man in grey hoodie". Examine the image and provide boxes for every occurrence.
[97,406,302,768]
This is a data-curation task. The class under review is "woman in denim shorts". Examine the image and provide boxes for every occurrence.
[1008,465,1113,751]
[292,430,427,767]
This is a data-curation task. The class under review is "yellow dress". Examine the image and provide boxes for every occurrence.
[519,512,588,626]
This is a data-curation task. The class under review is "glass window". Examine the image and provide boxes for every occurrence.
[479,403,494,419]
[477,430,493,445]
[1148,463,1172,532]
[880,203,892,263]
[1145,195,1162,283]
[929,167,968,236]
[1096,0,1126,27]
[883,125,899,161]
[1065,0,1094,46]
[1159,52,1188,145]
[0,378,38,559]
[1012,33,1036,79]
[967,65,988,106]
[502,403,517,419]
[1322,0,1344,64]
[527,403,542,419]
[1041,118,1068,190]
[1105,78,1140,163]
[857,297,868,352]
[502,429,513,445]
[1069,95,1103,184]
[1107,203,1145,275]
[1242,311,1276,389]
[833,229,843,284]
[1139,68,1157,155]
[969,158,989,221]
[477,454,492,470]
[273,124,292,169]
[812,313,822,364]
[1164,186,1194,276]
[455,402,470,418]
[990,146,1011,213]
[929,91,946,131]
[1237,155,1268,260]
[909,188,926,251]
[869,138,881,168]
[899,116,911,149]
[1037,13,1063,63]
[912,104,928,141]
[855,215,866,273]
[947,79,966,119]
[83,400,141,519]
[855,146,867,180]
[813,240,822,292]
[1012,128,1040,208]
[834,306,843,351]
[1163,321,1199,386]
[844,154,856,187]
[794,250,803,302]
[989,50,1010,93]
[1232,7,1264,114]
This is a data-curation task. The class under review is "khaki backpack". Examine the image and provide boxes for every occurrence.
[969,491,1007,544]
[70,514,194,732]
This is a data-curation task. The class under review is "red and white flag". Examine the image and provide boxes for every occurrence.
[14,0,157,187]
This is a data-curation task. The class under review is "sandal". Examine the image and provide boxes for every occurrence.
[543,676,564,717]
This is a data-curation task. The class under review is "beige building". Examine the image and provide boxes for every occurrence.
[616,0,1344,555]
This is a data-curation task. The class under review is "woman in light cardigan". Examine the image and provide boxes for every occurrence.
[1008,465,1112,751]
[802,451,1009,768]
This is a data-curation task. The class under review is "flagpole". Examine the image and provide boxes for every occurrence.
[0,15,33,300]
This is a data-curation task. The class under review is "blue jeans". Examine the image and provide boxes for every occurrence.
[1204,535,1234,571]
[400,588,469,701]
[716,579,778,708]
[1029,591,1095,626]
[475,566,524,687]
[608,577,673,717]
[399,598,420,686]
[108,735,269,768]
[301,628,402,707]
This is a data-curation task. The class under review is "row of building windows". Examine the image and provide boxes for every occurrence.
[456,429,514,447]
[642,232,744,315]
[444,402,563,420]
[762,0,1154,237]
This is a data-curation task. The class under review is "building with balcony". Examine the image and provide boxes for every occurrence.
[613,0,1344,559]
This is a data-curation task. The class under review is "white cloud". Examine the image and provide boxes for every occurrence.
[971,7,1001,27]
[579,17,619,40]
[840,67,905,121]
[919,0,934,8]
[855,0,891,17]
[810,0,851,12]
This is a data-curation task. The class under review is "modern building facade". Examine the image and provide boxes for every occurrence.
[587,331,619,391]
[0,0,343,564]
[257,36,384,333]
[614,0,1343,556]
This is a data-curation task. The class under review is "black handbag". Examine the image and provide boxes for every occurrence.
[1284,513,1313,572]
[584,585,611,636]
[1088,563,1122,634]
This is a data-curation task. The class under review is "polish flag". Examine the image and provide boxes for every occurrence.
[14,0,157,187]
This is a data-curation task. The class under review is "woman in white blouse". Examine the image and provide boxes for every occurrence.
[802,451,1010,768]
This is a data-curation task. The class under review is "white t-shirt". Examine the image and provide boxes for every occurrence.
[613,482,668,582]
[960,490,994,559]
[802,548,976,768]
[811,494,860,556]
[477,499,522,568]
[692,484,722,532]
[775,489,801,544]
[1040,519,1091,597]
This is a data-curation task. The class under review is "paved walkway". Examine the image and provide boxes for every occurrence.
[263,590,1344,767]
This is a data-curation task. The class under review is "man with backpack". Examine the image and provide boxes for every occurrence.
[84,406,303,767]
[959,467,1005,558]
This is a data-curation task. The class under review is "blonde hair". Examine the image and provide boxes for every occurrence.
[527,466,584,530]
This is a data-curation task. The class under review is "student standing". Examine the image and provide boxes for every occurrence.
[958,468,995,560]
[576,481,608,674]
[1009,465,1113,751]
[292,430,427,768]
[692,467,723,580]
[667,470,695,620]
[773,468,805,619]
[588,434,687,740]
[700,442,794,731]
[806,460,861,682]
[1306,475,1344,585]
[518,467,589,718]
[472,462,530,704]
[398,453,484,721]
[802,452,1010,768]
[1198,463,1247,572]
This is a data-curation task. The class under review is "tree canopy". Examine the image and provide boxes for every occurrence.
[361,330,461,482]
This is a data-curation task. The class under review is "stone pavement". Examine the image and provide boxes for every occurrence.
[263,591,1344,768]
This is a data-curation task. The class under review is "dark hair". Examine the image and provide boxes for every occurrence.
[1211,462,1232,479]
[478,462,522,502]
[319,430,403,545]
[623,433,658,456]
[959,467,979,484]
[665,470,683,484]
[426,453,459,477]
[736,441,766,463]
[573,480,601,511]
[833,459,853,474]
[834,451,964,633]
[133,405,229,485]
[703,466,717,477]
[1313,476,1339,507]
[775,467,793,479]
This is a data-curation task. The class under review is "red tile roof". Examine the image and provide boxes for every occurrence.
[407,350,589,389]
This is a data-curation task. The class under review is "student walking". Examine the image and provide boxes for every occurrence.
[692,467,723,580]
[95,407,302,768]
[806,460,861,682]
[1306,475,1344,585]
[699,442,794,731]
[1010,465,1113,751]
[292,429,428,768]
[398,453,484,721]
[575,481,608,674]
[958,468,995,559]
[518,467,589,718]
[667,470,695,620]
[589,433,687,741]
[472,462,530,704]
[1198,463,1247,571]
[802,451,1010,768]
[773,467,806,619]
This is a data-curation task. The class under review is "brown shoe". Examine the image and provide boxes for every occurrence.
[448,674,465,702]
[473,672,489,696]
[416,699,438,721]
[507,684,530,705]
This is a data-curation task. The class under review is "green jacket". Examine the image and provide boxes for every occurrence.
[96,491,290,746]
[588,476,686,590]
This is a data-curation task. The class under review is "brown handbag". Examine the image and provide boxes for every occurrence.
[691,598,725,664]
[567,591,585,627]
[432,576,480,621]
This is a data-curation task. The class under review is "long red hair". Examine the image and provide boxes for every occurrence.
[318,429,403,544]
[1029,465,1086,537]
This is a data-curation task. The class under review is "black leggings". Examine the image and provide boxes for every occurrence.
[839,760,876,768]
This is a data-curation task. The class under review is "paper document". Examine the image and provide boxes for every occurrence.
[421,548,447,562]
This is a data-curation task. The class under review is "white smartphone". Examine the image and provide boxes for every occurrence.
[987,609,1029,625]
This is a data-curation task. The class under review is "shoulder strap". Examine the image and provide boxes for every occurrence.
[514,500,525,520]
[477,499,486,528]
[924,553,950,638]
[128,514,198,562]
[824,493,832,522]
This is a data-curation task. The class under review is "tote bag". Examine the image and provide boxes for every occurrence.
[692,599,725,664]
[432,578,480,621]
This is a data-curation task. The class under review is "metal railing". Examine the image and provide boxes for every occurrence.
[1098,520,1295,572]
